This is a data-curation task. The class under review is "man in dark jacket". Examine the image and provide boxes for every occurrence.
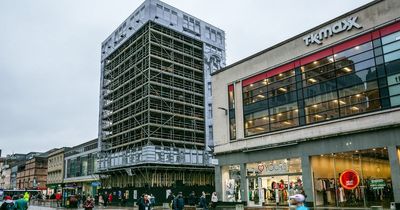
[173,192,184,210]
[0,196,15,210]
[138,194,151,210]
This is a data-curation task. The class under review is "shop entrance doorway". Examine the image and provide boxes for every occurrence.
[246,158,303,206]
[248,174,303,206]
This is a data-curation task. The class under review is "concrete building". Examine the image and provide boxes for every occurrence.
[97,0,225,199]
[63,139,99,197]
[212,0,400,209]
[46,148,68,194]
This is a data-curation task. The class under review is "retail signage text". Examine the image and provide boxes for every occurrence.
[303,16,362,46]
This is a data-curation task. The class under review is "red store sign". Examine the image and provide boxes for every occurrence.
[339,169,360,190]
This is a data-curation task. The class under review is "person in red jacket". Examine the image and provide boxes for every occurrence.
[108,193,113,205]
[55,192,62,207]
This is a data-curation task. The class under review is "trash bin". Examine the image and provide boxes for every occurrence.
[235,204,244,210]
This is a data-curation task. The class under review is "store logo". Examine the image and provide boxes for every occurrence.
[303,16,362,46]
[339,169,360,190]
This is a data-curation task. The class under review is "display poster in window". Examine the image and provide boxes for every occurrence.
[133,190,137,199]
[369,179,386,190]
[339,169,360,190]
[225,179,236,202]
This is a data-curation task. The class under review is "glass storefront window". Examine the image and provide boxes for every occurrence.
[311,148,393,208]
[222,165,242,202]
[246,158,303,206]
[228,85,236,140]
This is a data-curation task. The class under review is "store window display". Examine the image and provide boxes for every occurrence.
[311,148,393,208]
[246,158,303,206]
[221,165,241,202]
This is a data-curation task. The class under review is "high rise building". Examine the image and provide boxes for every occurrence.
[97,0,225,193]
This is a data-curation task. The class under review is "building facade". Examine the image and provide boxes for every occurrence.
[0,164,12,190]
[64,139,99,196]
[17,156,48,190]
[46,148,68,194]
[97,0,225,197]
[212,0,400,209]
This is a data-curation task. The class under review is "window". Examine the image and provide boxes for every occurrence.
[171,11,178,24]
[205,27,211,39]
[207,82,212,96]
[208,125,213,141]
[211,29,216,41]
[163,7,170,20]
[195,21,201,34]
[208,103,212,118]
[228,85,236,140]
[217,32,222,44]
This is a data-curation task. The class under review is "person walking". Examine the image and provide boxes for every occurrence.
[149,194,156,207]
[55,192,62,207]
[138,194,151,210]
[199,191,208,210]
[173,192,184,210]
[83,196,95,210]
[211,192,218,209]
[188,191,196,206]
[167,192,174,209]
[103,192,108,207]
[108,193,113,206]
[0,196,15,210]
[289,194,309,210]
[15,194,29,210]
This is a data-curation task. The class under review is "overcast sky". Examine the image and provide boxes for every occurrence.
[0,0,373,156]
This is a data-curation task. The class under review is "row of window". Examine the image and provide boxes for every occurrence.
[232,29,400,138]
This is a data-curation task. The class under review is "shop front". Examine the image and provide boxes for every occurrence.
[246,158,303,206]
[221,165,242,202]
[311,148,394,208]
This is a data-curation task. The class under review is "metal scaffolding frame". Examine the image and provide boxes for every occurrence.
[98,21,212,188]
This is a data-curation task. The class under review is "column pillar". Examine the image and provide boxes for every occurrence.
[301,155,314,207]
[215,165,223,201]
[388,146,400,208]
[240,163,247,203]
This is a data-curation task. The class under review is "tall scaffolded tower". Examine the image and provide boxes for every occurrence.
[97,0,225,189]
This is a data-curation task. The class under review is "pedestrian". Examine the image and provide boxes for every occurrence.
[103,192,108,207]
[83,196,95,210]
[173,192,184,210]
[15,194,29,210]
[99,194,104,206]
[108,193,113,206]
[167,192,174,209]
[211,192,218,209]
[199,191,208,210]
[82,193,87,208]
[188,191,196,206]
[149,194,155,207]
[138,194,151,210]
[0,196,15,210]
[289,194,309,210]
[55,191,62,207]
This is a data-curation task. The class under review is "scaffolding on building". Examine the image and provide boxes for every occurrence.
[98,21,212,187]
